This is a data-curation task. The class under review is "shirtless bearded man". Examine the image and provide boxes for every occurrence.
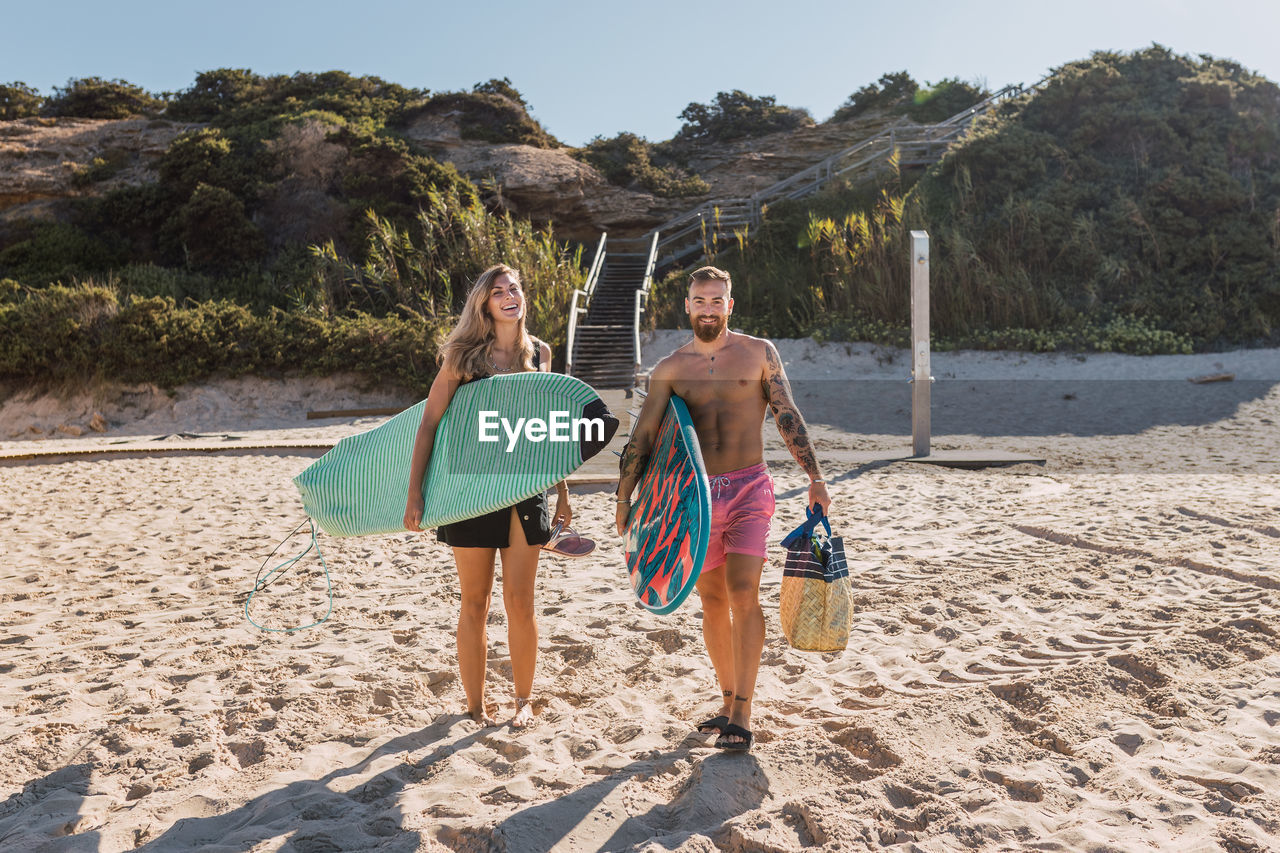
[615,265,831,750]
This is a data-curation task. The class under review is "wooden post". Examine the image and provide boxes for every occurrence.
[910,231,931,457]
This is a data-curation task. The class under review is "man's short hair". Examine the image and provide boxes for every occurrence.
[689,266,732,292]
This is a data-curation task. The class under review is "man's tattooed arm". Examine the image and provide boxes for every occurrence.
[762,342,823,481]
[617,436,650,501]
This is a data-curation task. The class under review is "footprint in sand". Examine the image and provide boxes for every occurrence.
[227,738,266,767]
[645,628,684,653]
[980,767,1044,802]
[1030,725,1075,756]
[552,644,595,668]
[291,834,344,853]
[988,681,1050,715]
[1106,652,1170,688]
[828,725,904,770]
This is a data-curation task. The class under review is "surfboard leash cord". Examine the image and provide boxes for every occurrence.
[244,517,334,633]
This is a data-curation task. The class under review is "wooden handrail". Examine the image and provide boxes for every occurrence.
[633,232,660,385]
[583,232,607,299]
[566,233,607,374]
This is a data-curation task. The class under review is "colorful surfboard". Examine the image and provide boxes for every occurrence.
[294,372,618,537]
[624,395,712,614]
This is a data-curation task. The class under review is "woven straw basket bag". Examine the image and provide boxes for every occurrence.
[779,508,851,652]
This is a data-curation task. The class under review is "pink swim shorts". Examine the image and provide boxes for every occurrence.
[703,462,775,571]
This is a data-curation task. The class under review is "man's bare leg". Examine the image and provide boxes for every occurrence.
[453,547,497,726]
[723,552,766,745]
[500,508,541,729]
[695,568,734,729]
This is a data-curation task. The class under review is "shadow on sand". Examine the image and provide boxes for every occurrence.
[0,763,102,852]
[2,721,771,852]
[441,743,768,851]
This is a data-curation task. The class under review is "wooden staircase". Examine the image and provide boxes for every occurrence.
[567,247,654,390]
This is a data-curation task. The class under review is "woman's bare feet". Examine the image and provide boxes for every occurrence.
[468,704,497,727]
[511,697,535,729]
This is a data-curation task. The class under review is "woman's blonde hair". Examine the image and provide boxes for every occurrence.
[439,264,535,381]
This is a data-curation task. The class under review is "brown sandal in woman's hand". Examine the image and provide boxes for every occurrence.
[544,521,596,558]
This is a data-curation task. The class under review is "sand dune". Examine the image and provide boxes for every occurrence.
[2,341,1278,851]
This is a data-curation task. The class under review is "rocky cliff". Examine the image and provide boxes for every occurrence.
[0,110,905,242]
[401,110,906,241]
[0,117,200,224]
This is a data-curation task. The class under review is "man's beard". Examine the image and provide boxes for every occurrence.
[692,314,727,342]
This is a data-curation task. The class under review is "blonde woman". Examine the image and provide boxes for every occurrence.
[404,264,570,728]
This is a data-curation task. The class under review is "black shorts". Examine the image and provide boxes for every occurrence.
[436,491,552,549]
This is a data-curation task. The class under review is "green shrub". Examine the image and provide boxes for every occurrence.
[102,294,267,383]
[0,66,588,382]
[42,77,161,119]
[164,68,264,121]
[168,69,425,127]
[472,77,530,109]
[0,221,125,282]
[0,81,42,120]
[907,78,989,122]
[575,133,709,197]
[0,283,121,377]
[318,310,448,390]
[96,261,294,311]
[830,72,986,123]
[395,88,559,148]
[157,127,275,202]
[98,264,219,303]
[88,127,273,271]
[71,128,273,273]
[162,183,266,270]
[0,282,450,392]
[950,315,1192,354]
[335,128,478,219]
[676,90,813,142]
[158,129,237,194]
[831,72,917,122]
[75,183,170,267]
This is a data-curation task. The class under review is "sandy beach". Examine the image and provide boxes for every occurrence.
[2,335,1279,852]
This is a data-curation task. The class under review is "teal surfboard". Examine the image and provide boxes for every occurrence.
[624,395,712,614]
[295,372,618,537]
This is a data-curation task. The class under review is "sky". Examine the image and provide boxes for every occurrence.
[4,0,1279,147]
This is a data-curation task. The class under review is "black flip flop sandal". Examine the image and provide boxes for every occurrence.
[715,723,753,751]
[696,715,728,734]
